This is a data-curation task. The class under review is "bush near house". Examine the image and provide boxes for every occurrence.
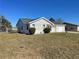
[29,27,36,35]
[43,27,51,33]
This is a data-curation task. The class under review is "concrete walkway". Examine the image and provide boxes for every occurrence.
[67,31,79,34]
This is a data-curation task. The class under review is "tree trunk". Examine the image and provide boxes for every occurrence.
[6,28,8,32]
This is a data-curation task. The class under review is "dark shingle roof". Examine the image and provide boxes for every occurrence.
[19,17,42,24]
[20,18,33,23]
[50,21,64,24]
[63,22,78,26]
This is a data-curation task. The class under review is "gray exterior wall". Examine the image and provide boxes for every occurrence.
[17,20,29,34]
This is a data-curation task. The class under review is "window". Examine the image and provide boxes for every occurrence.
[24,24,29,30]
[32,24,35,27]
[27,24,29,30]
[71,27,73,30]
[21,26,23,30]
[43,24,45,28]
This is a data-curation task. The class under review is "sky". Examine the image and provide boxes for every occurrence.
[0,0,79,27]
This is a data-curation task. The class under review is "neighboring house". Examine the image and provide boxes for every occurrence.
[77,26,79,31]
[16,17,65,34]
[63,22,79,31]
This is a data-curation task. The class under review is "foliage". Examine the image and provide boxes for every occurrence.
[49,17,55,22]
[2,16,12,28]
[43,27,51,33]
[56,18,64,24]
[29,27,36,35]
[0,16,12,32]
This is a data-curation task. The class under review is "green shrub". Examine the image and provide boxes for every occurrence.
[29,28,36,35]
[43,27,51,33]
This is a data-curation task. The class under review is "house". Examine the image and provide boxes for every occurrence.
[16,17,65,34]
[77,26,79,31]
[63,22,79,31]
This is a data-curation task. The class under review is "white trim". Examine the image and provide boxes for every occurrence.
[29,17,54,25]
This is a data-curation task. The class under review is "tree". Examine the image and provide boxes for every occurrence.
[1,16,12,32]
[56,18,64,24]
[49,17,55,23]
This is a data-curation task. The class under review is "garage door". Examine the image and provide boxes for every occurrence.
[56,26,63,32]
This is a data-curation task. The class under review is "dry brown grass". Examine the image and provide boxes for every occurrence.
[0,32,79,59]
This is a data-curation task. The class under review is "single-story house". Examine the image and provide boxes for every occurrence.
[63,22,79,31]
[16,17,65,34]
[77,26,79,31]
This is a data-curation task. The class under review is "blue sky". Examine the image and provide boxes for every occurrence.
[0,0,79,27]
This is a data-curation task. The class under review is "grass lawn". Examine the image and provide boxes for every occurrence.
[0,32,79,59]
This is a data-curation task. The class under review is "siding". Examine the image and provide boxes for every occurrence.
[63,22,77,31]
[77,26,79,31]
[55,25,65,32]
[30,18,54,34]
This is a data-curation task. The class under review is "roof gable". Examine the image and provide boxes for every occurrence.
[16,18,33,26]
[29,17,54,25]
[20,18,33,23]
